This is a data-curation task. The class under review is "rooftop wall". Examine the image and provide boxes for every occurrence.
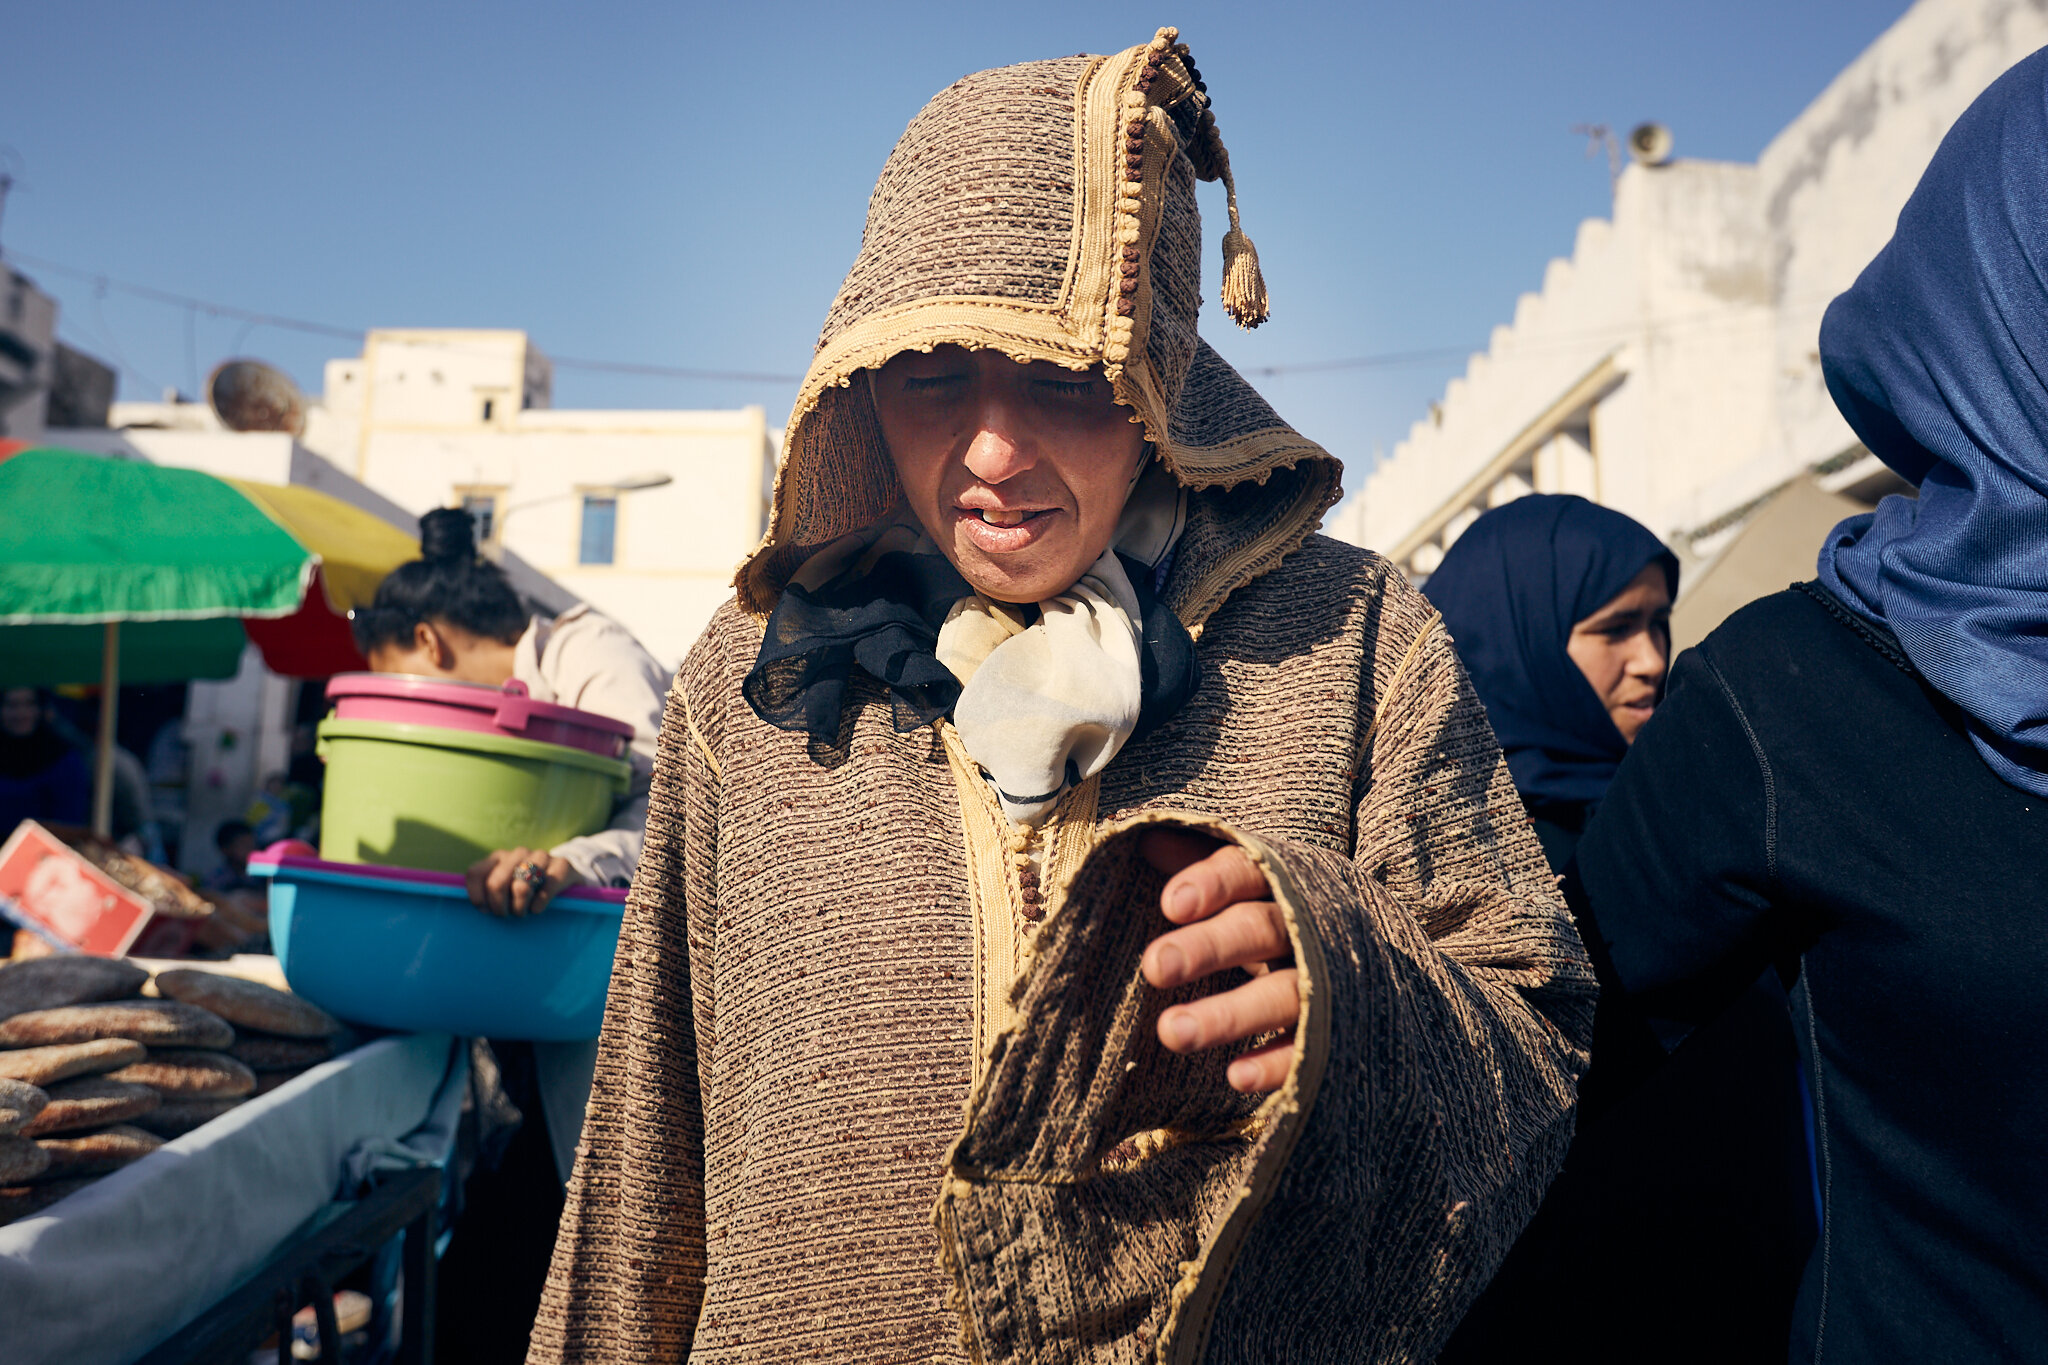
[1338,0,2048,568]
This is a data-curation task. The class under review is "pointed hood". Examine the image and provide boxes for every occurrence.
[736,27,1343,628]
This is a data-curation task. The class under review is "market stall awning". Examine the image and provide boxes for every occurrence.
[0,447,419,685]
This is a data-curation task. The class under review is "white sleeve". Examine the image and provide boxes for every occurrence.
[550,802,645,888]
[530,612,668,888]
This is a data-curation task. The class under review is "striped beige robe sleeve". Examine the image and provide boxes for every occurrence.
[932,608,1594,1363]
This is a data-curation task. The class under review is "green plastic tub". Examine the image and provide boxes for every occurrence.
[316,717,631,873]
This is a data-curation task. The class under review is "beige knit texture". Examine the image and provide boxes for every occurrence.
[531,27,1590,1364]
[530,539,1592,1362]
[737,29,1339,622]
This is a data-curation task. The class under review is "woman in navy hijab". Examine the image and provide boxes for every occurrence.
[1572,50,2048,1361]
[1427,498,1814,1364]
[1423,494,1677,870]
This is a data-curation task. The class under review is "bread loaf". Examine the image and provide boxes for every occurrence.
[34,1123,161,1177]
[0,1134,50,1183]
[228,1035,335,1072]
[0,957,150,1021]
[0,1000,233,1050]
[0,1174,96,1225]
[20,1077,160,1137]
[0,1039,147,1087]
[0,1077,48,1136]
[131,1096,246,1139]
[153,970,340,1039]
[108,1050,256,1098]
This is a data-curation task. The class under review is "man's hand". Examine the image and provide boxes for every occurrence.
[465,847,581,917]
[1138,827,1299,1094]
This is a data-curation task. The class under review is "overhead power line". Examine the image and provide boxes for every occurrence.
[2,245,1844,390]
[6,249,360,339]
[0,248,804,385]
[1245,346,1474,376]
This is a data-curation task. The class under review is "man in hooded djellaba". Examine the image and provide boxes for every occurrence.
[530,27,1594,1364]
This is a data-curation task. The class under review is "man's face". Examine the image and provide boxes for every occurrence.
[871,346,1151,604]
[1,689,40,739]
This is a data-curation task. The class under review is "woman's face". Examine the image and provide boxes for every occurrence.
[2,689,41,739]
[871,346,1151,603]
[1566,562,1673,743]
[364,621,516,687]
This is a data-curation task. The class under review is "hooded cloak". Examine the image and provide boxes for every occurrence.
[1816,47,2048,797]
[532,29,1591,1365]
[1424,495,1677,807]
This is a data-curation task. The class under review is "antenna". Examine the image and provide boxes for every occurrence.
[0,147,24,256]
[1570,123,1622,191]
[207,359,307,435]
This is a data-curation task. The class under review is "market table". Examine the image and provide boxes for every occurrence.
[0,1030,466,1365]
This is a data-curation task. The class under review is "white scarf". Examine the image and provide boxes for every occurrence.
[941,462,1184,824]
[787,463,1186,826]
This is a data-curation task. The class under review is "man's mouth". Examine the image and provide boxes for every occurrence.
[970,508,1048,527]
[956,504,1057,553]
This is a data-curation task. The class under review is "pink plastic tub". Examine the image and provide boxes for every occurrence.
[325,674,633,759]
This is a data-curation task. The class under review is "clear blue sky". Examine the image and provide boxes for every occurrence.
[4,1,1911,501]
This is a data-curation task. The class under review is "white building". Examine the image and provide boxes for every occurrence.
[106,328,779,671]
[1332,0,2048,646]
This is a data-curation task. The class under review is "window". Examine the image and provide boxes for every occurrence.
[460,492,497,543]
[480,398,495,422]
[579,495,617,565]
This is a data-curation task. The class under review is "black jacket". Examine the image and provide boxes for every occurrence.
[1575,585,2048,1363]
[1442,806,1812,1364]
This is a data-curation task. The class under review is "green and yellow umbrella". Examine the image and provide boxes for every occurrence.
[0,445,418,686]
[0,446,420,832]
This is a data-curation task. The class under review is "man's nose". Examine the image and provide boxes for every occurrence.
[960,394,1037,484]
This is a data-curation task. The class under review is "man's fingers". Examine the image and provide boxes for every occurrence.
[464,856,494,911]
[1142,898,1289,989]
[1226,1034,1296,1094]
[1158,844,1270,925]
[527,855,573,916]
[482,849,529,917]
[1156,967,1300,1055]
[510,848,545,917]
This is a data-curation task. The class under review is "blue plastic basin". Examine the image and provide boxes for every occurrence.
[252,850,626,1041]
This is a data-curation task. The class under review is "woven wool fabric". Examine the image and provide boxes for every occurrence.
[531,27,1592,1364]
[739,28,1339,625]
[533,543,1592,1363]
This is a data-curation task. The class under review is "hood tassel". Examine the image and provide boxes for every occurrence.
[1193,101,1268,329]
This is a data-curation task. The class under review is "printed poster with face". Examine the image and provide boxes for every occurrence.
[0,820,158,956]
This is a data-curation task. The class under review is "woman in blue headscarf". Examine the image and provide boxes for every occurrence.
[1422,494,1677,870]
[1571,50,2048,1362]
[1425,497,1814,1364]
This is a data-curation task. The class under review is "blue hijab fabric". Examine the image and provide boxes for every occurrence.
[1424,494,1678,806]
[1816,49,2048,798]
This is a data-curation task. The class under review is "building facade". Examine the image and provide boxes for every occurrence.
[1331,0,2048,628]
[104,328,779,671]
[0,268,113,438]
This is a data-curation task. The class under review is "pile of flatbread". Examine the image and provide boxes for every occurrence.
[0,957,344,1225]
